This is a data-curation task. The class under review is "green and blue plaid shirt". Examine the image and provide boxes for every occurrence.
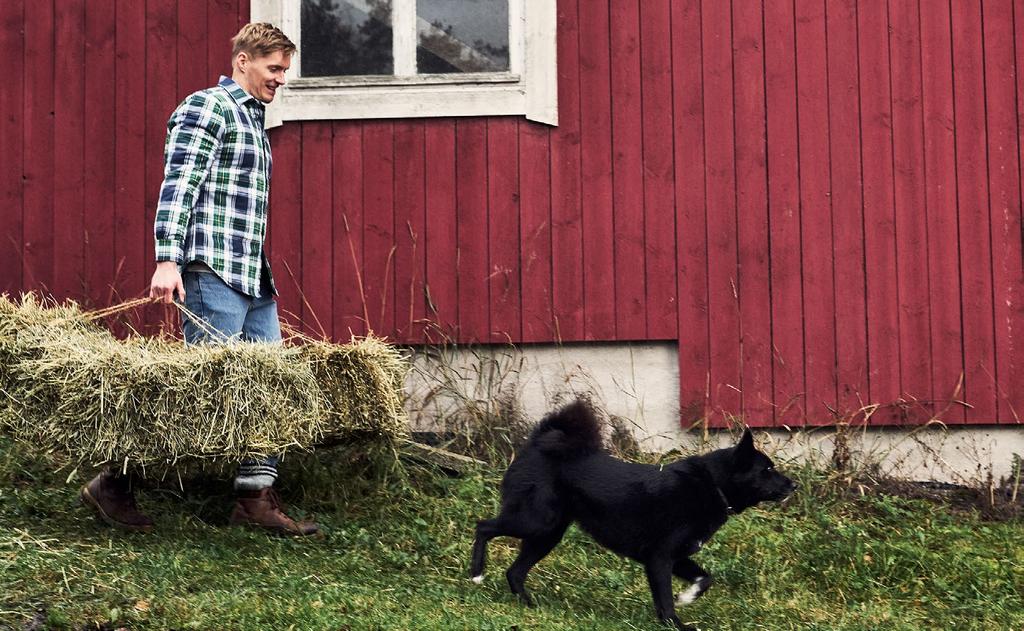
[154,76,275,297]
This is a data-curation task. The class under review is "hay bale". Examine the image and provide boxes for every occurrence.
[302,337,408,440]
[0,294,408,472]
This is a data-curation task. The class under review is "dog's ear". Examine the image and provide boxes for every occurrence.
[734,427,755,463]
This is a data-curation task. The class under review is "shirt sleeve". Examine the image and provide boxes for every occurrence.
[153,92,225,263]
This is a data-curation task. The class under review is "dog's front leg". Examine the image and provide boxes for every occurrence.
[644,560,696,631]
[672,557,713,605]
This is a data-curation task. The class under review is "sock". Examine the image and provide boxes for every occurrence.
[234,459,279,491]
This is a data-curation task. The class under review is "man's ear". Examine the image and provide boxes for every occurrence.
[235,51,249,72]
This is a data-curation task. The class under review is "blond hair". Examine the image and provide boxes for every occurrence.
[231,22,296,60]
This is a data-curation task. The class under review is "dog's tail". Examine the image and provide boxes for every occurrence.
[528,399,603,458]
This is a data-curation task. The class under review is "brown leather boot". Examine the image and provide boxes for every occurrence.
[80,470,154,532]
[229,488,319,536]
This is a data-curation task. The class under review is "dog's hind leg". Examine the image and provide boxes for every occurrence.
[471,513,554,582]
[672,558,713,605]
[505,522,569,607]
[472,485,564,584]
[470,517,504,582]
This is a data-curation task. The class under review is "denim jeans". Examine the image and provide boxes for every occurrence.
[181,266,281,491]
[181,267,281,344]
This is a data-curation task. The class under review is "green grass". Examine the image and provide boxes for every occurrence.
[1,438,1022,631]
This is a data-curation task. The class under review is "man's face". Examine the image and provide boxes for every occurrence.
[236,50,292,103]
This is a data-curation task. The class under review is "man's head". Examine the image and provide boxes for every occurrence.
[230,23,296,104]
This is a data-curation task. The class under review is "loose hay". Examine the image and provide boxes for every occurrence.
[0,294,408,473]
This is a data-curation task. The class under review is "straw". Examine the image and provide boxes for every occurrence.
[0,293,408,474]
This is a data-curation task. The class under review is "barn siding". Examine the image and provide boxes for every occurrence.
[1,0,1022,427]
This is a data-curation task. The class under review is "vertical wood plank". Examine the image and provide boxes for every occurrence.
[765,0,805,425]
[733,0,772,425]
[208,0,238,83]
[796,0,837,423]
[332,122,365,339]
[889,0,933,423]
[83,0,116,307]
[456,119,490,341]
[363,121,396,336]
[519,122,554,342]
[579,0,616,341]
[394,121,427,342]
[640,0,677,340]
[117,0,149,307]
[858,0,901,423]
[238,0,251,27]
[983,0,1024,423]
[610,0,646,340]
[268,123,303,329]
[920,0,965,423]
[827,0,869,420]
[53,0,85,302]
[702,0,740,423]
[673,0,710,425]
[0,1,24,295]
[22,0,54,291]
[951,0,998,423]
[1014,0,1024,421]
[424,120,458,341]
[301,123,334,338]
[551,0,584,341]
[178,0,208,98]
[487,119,522,343]
[141,0,177,311]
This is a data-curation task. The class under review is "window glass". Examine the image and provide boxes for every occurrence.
[416,0,510,74]
[301,0,394,76]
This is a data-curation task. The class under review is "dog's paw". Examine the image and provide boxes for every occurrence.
[675,583,702,605]
[676,575,711,606]
[471,575,484,584]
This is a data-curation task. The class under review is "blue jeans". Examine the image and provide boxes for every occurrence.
[181,268,281,345]
[181,267,281,491]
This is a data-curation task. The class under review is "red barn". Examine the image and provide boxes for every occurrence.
[1,0,1022,439]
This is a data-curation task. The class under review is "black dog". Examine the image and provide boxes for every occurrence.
[470,400,796,630]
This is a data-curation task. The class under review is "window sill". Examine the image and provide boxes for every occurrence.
[265,81,534,128]
[286,73,522,89]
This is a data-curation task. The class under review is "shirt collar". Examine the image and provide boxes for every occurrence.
[218,75,265,111]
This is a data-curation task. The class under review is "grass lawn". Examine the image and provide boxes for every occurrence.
[1,438,1022,631]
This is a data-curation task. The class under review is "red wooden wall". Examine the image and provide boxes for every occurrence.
[1,0,1022,428]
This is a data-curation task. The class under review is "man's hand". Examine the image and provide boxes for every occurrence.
[150,261,186,303]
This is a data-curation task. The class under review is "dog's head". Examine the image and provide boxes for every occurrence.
[719,429,797,512]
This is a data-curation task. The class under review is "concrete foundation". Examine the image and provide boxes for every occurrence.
[404,342,1024,485]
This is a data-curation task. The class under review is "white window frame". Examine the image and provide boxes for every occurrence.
[251,0,558,128]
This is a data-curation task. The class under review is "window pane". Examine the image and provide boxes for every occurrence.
[301,0,394,76]
[416,0,509,74]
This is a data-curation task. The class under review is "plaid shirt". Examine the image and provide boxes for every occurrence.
[154,76,275,297]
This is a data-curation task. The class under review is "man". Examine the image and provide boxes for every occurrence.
[80,23,317,536]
